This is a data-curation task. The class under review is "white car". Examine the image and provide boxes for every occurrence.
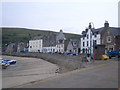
[4,59,17,64]
[0,59,10,69]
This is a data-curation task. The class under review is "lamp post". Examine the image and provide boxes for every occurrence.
[89,22,94,56]
[89,23,92,55]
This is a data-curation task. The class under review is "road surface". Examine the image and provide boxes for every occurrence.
[15,60,118,88]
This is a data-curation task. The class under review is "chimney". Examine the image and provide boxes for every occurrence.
[104,21,109,28]
[85,28,88,32]
[60,29,63,32]
[89,23,92,29]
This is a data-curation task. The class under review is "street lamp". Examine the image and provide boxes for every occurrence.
[89,22,94,55]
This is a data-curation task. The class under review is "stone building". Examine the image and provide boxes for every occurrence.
[81,21,120,54]
[28,29,81,53]
[67,39,81,54]
[100,21,120,51]
[42,29,69,53]
[56,30,66,53]
[5,43,17,53]
[42,32,57,53]
[17,42,28,52]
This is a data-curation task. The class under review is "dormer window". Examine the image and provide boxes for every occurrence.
[58,40,63,43]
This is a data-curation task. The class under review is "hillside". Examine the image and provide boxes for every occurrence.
[2,27,81,46]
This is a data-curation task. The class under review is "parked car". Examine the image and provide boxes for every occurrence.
[58,52,64,54]
[4,59,17,64]
[0,59,10,69]
[107,50,120,59]
[73,53,78,56]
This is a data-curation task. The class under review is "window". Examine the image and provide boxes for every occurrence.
[83,42,85,47]
[107,36,112,43]
[94,34,97,37]
[108,45,114,51]
[86,48,88,53]
[93,40,97,46]
[83,37,85,40]
[82,48,85,53]
[59,40,63,43]
[73,42,77,46]
[94,40,97,45]
[61,44,64,47]
[87,41,89,46]
[87,35,89,39]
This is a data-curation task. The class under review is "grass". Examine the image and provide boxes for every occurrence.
[2,27,81,47]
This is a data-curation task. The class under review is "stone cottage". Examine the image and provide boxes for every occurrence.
[67,39,81,54]
[100,21,120,51]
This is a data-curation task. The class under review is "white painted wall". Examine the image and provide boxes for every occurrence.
[42,46,57,53]
[81,29,101,54]
[56,44,64,53]
[28,39,43,52]
[42,44,64,53]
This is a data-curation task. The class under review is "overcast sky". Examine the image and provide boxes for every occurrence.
[1,0,119,34]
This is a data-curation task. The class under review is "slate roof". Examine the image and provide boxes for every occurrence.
[69,39,80,47]
[56,31,65,41]
[91,27,103,34]
[31,36,43,40]
[81,27,120,37]
[109,27,120,36]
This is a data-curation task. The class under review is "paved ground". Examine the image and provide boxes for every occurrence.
[2,55,59,88]
[16,60,118,88]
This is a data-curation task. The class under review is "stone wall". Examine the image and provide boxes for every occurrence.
[2,52,86,72]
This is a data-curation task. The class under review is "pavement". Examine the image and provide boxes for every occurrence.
[2,55,59,88]
[15,59,118,88]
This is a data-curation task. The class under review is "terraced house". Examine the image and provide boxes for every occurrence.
[67,39,81,54]
[81,21,120,54]
[28,30,70,53]
[28,36,43,52]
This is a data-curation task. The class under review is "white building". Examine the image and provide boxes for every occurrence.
[28,29,68,53]
[28,36,43,52]
[56,43,64,53]
[42,46,57,53]
[56,30,66,53]
[81,23,101,54]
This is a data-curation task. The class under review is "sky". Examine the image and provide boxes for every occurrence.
[1,0,119,34]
